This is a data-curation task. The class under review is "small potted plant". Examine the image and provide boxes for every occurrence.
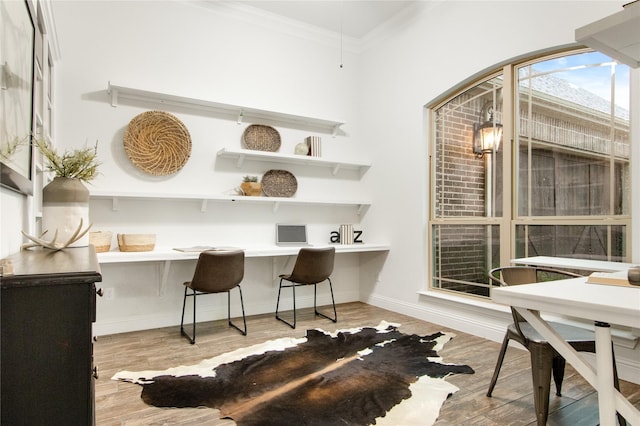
[240,175,262,196]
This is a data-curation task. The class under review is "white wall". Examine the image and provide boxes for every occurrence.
[50,0,387,336]
[0,188,27,256]
[357,0,639,383]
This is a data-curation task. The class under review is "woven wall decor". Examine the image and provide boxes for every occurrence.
[124,110,192,176]
[242,124,281,152]
[261,169,297,197]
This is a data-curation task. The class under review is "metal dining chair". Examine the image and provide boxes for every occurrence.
[275,246,336,329]
[487,265,625,426]
[180,250,247,344]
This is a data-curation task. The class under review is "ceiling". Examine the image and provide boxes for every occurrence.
[225,1,418,39]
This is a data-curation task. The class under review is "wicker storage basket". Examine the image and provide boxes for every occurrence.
[261,169,297,197]
[89,231,112,253]
[117,234,156,252]
[124,111,191,176]
[242,124,281,152]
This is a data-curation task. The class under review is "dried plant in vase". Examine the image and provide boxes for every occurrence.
[36,139,100,182]
[240,175,262,196]
[22,140,101,251]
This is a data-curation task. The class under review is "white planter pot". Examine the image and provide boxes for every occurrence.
[42,177,90,247]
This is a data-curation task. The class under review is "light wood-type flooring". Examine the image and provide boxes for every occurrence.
[94,302,640,425]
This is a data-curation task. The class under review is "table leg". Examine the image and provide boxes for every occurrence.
[595,322,615,426]
[515,308,640,425]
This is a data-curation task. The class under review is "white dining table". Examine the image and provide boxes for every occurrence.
[492,276,640,426]
[511,255,636,272]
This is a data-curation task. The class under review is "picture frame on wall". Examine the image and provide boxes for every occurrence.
[0,0,35,195]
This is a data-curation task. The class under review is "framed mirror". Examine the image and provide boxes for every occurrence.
[0,0,35,195]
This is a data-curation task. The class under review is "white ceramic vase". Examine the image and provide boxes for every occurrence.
[42,177,90,247]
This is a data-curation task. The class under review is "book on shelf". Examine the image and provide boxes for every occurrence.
[339,224,354,245]
[585,270,632,287]
[305,136,322,157]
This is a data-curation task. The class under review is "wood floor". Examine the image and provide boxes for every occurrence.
[94,302,640,425]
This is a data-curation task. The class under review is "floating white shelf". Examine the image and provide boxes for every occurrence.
[575,1,640,68]
[90,190,371,215]
[107,82,346,136]
[216,147,370,176]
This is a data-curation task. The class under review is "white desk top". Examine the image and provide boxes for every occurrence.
[511,256,635,272]
[97,243,390,264]
[492,277,640,329]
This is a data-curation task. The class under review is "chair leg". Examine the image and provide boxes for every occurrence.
[552,355,566,396]
[180,286,187,331]
[275,279,296,329]
[180,287,196,344]
[227,285,247,336]
[530,343,554,426]
[291,283,297,327]
[313,278,337,323]
[487,332,510,397]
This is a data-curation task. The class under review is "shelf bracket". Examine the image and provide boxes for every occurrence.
[332,124,340,138]
[200,199,208,212]
[272,201,281,213]
[236,154,245,168]
[158,260,171,296]
[237,109,244,125]
[110,87,119,107]
[331,164,340,176]
[357,204,365,216]
[111,197,120,211]
[358,166,367,179]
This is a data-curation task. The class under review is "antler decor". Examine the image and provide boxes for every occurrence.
[21,219,92,251]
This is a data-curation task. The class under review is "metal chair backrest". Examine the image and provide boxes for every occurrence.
[190,250,245,293]
[288,247,335,284]
[500,267,538,286]
[489,265,581,336]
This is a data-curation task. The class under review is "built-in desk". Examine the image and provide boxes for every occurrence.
[97,244,390,295]
[512,256,635,272]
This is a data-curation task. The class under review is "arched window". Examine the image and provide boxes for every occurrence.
[428,49,631,298]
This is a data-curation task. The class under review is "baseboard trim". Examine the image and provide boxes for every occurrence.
[365,293,510,342]
[94,290,359,336]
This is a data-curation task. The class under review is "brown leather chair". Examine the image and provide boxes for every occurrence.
[180,250,247,344]
[275,247,336,329]
[487,266,625,426]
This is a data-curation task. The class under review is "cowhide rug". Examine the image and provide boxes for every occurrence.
[112,321,474,425]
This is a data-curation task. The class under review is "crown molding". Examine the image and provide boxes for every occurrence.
[186,0,362,54]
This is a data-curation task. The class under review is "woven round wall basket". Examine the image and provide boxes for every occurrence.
[242,124,281,152]
[261,169,297,197]
[124,110,192,176]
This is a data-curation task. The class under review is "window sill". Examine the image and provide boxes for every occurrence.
[418,288,639,349]
[418,288,510,314]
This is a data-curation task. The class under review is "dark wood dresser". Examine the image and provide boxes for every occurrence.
[1,246,102,425]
